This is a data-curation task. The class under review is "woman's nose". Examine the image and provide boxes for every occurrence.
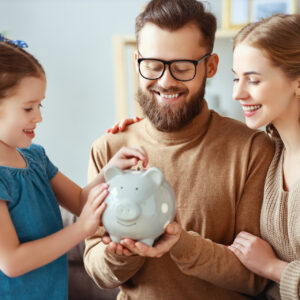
[232,82,248,101]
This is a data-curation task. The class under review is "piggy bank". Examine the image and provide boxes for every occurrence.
[102,166,176,246]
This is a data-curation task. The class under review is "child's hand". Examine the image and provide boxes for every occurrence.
[78,183,108,237]
[105,146,148,170]
[106,116,142,134]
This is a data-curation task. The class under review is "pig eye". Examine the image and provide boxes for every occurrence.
[135,187,139,190]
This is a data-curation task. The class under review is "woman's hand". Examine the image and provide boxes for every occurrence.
[228,231,288,282]
[106,116,142,134]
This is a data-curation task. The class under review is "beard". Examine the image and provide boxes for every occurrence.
[137,77,207,132]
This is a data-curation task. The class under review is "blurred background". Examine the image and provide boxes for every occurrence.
[1,0,299,186]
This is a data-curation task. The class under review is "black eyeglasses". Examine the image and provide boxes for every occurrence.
[137,52,211,82]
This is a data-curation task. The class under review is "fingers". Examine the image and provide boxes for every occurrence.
[236,231,256,240]
[135,242,160,257]
[233,232,260,250]
[120,239,150,256]
[165,222,181,235]
[102,235,111,244]
[95,202,107,224]
[118,146,148,168]
[106,117,142,134]
[106,241,133,256]
[228,231,260,257]
[106,122,119,134]
[89,183,109,199]
[92,189,108,210]
[118,118,134,131]
[120,238,164,258]
[228,244,244,259]
[118,158,139,170]
[134,116,142,122]
[135,146,148,168]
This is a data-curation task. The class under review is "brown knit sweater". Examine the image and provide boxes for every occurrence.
[261,139,300,300]
[84,101,274,300]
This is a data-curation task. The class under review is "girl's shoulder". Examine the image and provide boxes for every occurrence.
[19,143,46,161]
[20,143,57,178]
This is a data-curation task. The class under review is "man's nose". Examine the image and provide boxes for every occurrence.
[157,66,179,88]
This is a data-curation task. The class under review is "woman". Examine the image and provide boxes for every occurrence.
[228,14,300,300]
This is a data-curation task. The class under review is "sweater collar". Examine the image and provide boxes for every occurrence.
[143,99,211,144]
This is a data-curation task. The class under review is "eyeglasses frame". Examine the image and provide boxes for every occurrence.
[137,53,211,82]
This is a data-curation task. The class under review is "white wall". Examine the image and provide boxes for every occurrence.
[1,0,299,185]
[1,0,146,185]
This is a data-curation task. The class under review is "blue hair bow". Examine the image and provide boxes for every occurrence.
[0,34,28,48]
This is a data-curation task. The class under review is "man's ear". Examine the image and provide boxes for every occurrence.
[206,53,219,78]
[134,50,139,73]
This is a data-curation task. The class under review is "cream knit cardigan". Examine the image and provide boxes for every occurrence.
[261,139,300,300]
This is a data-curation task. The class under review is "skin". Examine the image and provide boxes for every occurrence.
[135,22,218,113]
[229,43,300,283]
[0,76,148,277]
[109,39,300,282]
[103,22,219,257]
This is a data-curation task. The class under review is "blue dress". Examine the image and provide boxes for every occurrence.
[0,144,68,300]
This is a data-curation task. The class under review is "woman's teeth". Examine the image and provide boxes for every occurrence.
[242,105,262,112]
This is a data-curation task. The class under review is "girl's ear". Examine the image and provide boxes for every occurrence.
[206,53,219,78]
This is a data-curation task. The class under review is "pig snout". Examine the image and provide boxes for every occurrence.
[115,202,141,221]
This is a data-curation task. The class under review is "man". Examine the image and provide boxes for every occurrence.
[84,0,274,299]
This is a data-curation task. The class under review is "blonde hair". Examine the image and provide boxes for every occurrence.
[233,14,300,138]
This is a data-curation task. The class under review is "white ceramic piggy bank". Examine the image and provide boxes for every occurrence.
[102,166,176,246]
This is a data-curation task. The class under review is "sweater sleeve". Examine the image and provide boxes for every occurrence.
[83,139,146,288]
[169,132,274,296]
[280,260,300,300]
[84,229,145,289]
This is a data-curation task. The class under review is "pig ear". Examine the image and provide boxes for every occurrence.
[104,166,123,182]
[143,167,163,187]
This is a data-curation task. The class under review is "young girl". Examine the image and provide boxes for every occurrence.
[227,14,300,300]
[0,36,148,300]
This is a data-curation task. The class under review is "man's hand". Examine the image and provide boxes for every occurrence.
[102,235,134,256]
[119,222,182,258]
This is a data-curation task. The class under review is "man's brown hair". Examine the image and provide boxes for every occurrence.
[135,0,217,53]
